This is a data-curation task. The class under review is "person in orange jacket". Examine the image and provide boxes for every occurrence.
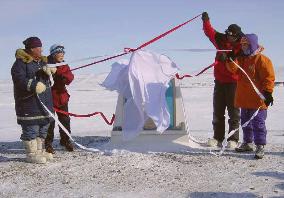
[202,12,244,148]
[45,44,74,153]
[226,34,275,159]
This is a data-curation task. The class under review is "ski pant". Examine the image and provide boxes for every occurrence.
[241,108,267,145]
[212,80,240,142]
[20,123,50,141]
[46,104,71,144]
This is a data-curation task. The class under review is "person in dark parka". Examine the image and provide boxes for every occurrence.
[11,37,56,163]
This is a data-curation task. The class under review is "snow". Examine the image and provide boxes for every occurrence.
[0,70,283,197]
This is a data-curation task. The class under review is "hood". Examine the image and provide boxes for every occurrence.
[245,34,259,55]
[15,49,47,63]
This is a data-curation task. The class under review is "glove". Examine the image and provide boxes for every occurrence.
[35,82,46,94]
[227,51,236,61]
[35,69,49,80]
[42,66,57,76]
[202,12,209,21]
[218,52,227,62]
[263,91,273,107]
[50,67,57,74]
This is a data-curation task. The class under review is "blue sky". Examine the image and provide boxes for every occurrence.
[0,0,283,79]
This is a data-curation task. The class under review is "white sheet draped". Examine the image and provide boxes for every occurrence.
[102,50,179,140]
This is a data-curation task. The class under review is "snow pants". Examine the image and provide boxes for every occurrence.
[212,80,240,142]
[241,108,267,145]
[20,123,50,141]
[46,104,71,144]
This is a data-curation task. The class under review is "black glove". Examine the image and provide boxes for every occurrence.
[217,51,237,62]
[202,12,209,21]
[35,68,49,80]
[227,51,236,61]
[263,91,273,107]
[217,52,227,62]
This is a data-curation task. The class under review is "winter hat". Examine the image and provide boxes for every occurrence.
[225,24,243,38]
[243,34,259,55]
[23,37,42,49]
[50,44,65,55]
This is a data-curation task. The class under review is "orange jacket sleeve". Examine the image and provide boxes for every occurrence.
[257,55,275,93]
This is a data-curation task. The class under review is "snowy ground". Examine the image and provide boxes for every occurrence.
[0,72,283,198]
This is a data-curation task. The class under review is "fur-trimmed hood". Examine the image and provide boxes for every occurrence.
[15,49,47,63]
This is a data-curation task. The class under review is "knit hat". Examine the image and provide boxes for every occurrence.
[23,37,42,49]
[50,44,65,55]
[225,24,243,38]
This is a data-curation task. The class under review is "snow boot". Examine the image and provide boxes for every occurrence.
[226,140,238,149]
[23,139,46,164]
[45,141,55,154]
[254,145,265,159]
[207,138,221,147]
[36,138,53,161]
[235,143,255,152]
[60,139,74,152]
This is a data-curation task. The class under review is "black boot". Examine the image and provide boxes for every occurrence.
[45,141,55,154]
[254,145,265,159]
[60,138,74,152]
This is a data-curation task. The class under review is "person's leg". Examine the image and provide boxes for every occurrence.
[59,115,71,142]
[235,109,254,152]
[20,125,46,163]
[241,109,254,143]
[58,104,73,151]
[252,109,267,159]
[20,124,38,141]
[45,120,55,153]
[212,81,226,142]
[225,83,240,142]
[252,109,267,145]
[37,123,53,160]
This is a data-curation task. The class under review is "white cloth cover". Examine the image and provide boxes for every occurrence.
[102,50,179,140]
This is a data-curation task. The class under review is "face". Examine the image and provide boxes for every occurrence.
[54,52,64,63]
[227,34,238,43]
[30,47,42,59]
[240,37,250,52]
[241,42,250,52]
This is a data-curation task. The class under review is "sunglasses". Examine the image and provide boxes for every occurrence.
[225,30,238,37]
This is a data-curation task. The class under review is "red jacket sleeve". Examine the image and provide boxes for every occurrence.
[203,20,218,49]
[56,65,74,85]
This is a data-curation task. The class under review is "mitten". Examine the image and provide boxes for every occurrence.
[263,91,273,107]
[202,12,209,21]
[35,82,46,94]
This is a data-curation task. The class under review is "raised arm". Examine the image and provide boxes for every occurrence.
[202,12,218,48]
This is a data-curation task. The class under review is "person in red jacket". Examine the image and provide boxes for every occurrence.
[202,12,244,148]
[45,44,74,153]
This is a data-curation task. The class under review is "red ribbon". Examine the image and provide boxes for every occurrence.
[70,14,201,71]
[54,108,115,125]
[71,52,128,71]
[135,14,202,51]
[175,61,218,79]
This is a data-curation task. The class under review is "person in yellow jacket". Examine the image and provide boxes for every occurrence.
[226,33,275,159]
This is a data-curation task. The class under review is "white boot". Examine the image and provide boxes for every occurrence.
[36,137,53,161]
[23,139,46,164]
[207,138,219,147]
[226,141,238,149]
